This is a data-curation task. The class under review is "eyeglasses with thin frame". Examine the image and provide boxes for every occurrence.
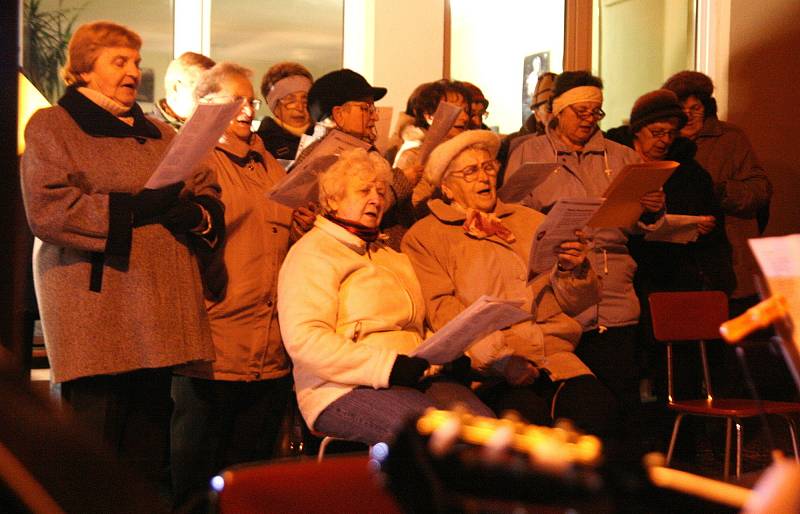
[278,93,308,108]
[448,160,500,182]
[201,95,261,111]
[346,101,377,116]
[646,126,679,140]
[568,105,605,120]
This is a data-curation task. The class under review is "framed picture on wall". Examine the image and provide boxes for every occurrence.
[521,51,550,125]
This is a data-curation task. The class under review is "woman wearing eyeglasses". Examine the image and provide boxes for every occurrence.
[256,62,313,161]
[402,130,618,436]
[606,90,735,442]
[169,62,310,507]
[504,72,666,448]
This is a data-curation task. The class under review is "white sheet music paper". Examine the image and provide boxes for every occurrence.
[749,235,800,345]
[416,102,462,165]
[644,214,705,244]
[411,296,530,364]
[498,162,560,204]
[529,197,603,274]
[145,100,242,188]
[268,129,371,209]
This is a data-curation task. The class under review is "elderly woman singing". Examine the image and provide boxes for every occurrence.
[20,21,222,484]
[402,130,618,436]
[277,148,493,445]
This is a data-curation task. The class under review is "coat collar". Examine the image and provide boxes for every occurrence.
[216,133,267,166]
[546,125,606,154]
[58,86,162,140]
[427,198,516,223]
[315,215,375,255]
[698,115,724,138]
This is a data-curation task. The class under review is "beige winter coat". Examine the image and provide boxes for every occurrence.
[402,199,599,381]
[277,216,427,427]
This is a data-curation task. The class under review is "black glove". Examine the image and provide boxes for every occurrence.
[389,355,429,387]
[161,200,205,234]
[444,355,473,385]
[131,181,184,226]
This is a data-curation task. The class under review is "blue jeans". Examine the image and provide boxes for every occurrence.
[314,378,494,445]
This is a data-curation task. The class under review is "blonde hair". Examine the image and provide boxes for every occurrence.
[318,148,392,212]
[194,62,253,102]
[62,21,142,86]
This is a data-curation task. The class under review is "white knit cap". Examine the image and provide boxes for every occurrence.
[424,130,501,186]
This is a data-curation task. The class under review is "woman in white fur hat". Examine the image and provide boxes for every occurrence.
[402,130,618,436]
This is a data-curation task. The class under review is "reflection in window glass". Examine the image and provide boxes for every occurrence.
[593,0,695,129]
[210,0,344,120]
[449,0,565,134]
[22,0,173,112]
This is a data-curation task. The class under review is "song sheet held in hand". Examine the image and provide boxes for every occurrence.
[528,198,603,274]
[644,214,705,244]
[497,162,561,204]
[267,129,371,209]
[145,100,242,188]
[415,102,463,165]
[411,295,531,364]
[586,160,678,228]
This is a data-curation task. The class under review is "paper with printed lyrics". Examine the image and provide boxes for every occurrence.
[498,162,561,203]
[529,197,603,274]
[145,100,242,189]
[415,102,463,165]
[411,295,531,364]
[749,235,800,342]
[586,160,678,228]
[268,129,371,209]
[644,214,708,243]
[749,235,800,388]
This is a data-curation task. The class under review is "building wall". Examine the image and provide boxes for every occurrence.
[729,0,800,236]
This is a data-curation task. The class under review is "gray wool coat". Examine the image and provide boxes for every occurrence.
[20,89,218,383]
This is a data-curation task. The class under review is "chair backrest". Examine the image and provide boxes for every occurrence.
[649,291,729,342]
[212,454,403,514]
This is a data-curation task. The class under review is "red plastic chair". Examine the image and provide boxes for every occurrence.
[211,454,402,514]
[649,291,800,481]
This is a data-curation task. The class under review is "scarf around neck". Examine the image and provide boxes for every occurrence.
[463,208,516,243]
[324,213,383,243]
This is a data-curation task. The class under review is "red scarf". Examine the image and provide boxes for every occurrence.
[463,208,516,243]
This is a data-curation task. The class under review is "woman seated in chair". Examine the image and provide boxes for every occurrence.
[402,130,618,436]
[277,148,493,445]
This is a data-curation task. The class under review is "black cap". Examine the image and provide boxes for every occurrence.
[307,69,387,122]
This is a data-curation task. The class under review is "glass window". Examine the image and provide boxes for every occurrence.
[449,0,565,134]
[22,0,173,112]
[592,0,696,130]
[210,0,344,120]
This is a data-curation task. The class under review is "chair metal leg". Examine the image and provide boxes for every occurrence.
[318,436,335,462]
[784,416,800,463]
[735,420,743,480]
[724,417,733,481]
[666,414,684,466]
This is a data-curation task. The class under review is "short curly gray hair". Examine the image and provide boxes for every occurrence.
[318,148,392,213]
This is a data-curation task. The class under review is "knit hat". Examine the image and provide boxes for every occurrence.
[424,130,500,186]
[307,69,387,122]
[629,89,688,134]
[662,71,714,101]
